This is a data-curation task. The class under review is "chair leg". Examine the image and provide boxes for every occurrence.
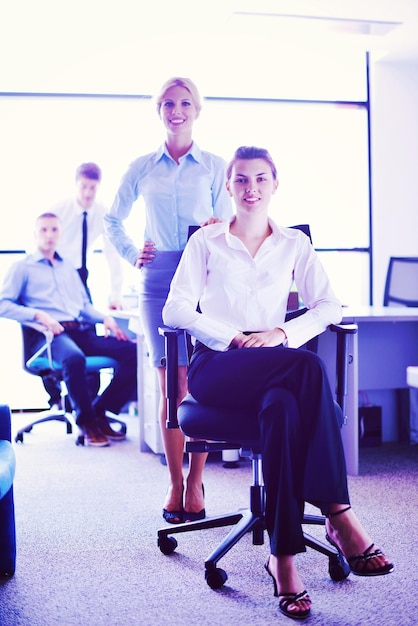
[15,410,73,443]
[106,414,127,434]
[204,507,265,588]
[157,464,266,590]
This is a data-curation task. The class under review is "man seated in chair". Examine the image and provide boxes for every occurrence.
[0,213,137,447]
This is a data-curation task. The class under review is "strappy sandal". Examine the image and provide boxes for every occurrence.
[278,591,311,621]
[264,561,311,621]
[326,506,394,576]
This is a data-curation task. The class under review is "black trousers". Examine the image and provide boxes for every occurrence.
[28,327,137,428]
[188,343,350,556]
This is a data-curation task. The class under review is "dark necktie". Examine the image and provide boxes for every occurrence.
[80,211,88,287]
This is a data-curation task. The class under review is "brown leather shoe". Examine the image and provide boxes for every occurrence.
[83,426,110,447]
[97,419,126,441]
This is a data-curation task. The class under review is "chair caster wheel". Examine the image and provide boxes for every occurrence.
[15,433,23,443]
[205,567,228,589]
[66,423,72,434]
[75,435,85,446]
[223,461,239,469]
[329,552,350,581]
[158,536,178,555]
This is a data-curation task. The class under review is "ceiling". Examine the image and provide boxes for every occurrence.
[227,0,418,63]
[0,0,417,65]
[1,0,418,96]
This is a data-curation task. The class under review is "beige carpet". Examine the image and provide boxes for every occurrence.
[0,412,417,626]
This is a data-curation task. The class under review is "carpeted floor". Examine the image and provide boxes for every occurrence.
[0,412,417,626]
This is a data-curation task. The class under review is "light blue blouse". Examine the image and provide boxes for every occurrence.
[105,142,233,266]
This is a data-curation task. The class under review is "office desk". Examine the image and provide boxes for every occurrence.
[319,306,418,475]
[117,307,418,472]
[112,309,163,455]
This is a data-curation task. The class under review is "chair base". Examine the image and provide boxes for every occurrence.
[15,410,127,444]
[15,408,73,443]
[158,504,351,589]
[157,460,351,589]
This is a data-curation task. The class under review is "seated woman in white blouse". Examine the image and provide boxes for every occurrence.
[163,146,393,621]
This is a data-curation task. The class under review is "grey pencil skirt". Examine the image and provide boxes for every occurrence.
[138,250,188,368]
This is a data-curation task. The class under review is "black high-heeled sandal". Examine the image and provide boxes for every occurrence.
[162,508,184,524]
[162,485,184,524]
[264,561,311,621]
[183,484,205,523]
[326,506,394,577]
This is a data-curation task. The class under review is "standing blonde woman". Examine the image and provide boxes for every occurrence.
[105,77,232,523]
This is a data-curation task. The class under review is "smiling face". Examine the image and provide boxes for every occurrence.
[226,158,278,215]
[159,85,199,137]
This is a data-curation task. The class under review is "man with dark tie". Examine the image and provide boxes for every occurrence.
[44,163,125,407]
[52,162,124,307]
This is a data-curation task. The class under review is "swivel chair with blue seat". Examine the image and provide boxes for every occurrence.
[15,322,127,445]
[0,404,16,578]
[156,223,358,589]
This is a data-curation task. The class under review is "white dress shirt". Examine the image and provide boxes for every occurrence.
[52,198,123,302]
[163,219,342,351]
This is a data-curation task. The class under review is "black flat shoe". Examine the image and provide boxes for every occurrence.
[264,561,311,621]
[183,509,206,523]
[162,509,184,524]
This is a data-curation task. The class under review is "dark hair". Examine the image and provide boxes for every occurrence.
[75,162,102,181]
[226,146,278,181]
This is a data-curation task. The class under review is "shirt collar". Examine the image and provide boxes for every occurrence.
[74,200,90,216]
[32,249,64,263]
[204,217,281,240]
[156,141,201,164]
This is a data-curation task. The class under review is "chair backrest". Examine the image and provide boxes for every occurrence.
[21,325,54,376]
[383,257,418,307]
[21,324,118,377]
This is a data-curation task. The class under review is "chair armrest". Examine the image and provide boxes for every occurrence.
[330,323,358,417]
[159,322,359,429]
[21,321,54,369]
[158,327,186,429]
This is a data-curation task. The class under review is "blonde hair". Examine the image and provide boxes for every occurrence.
[155,77,203,115]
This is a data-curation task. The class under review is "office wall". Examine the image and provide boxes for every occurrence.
[370,61,418,305]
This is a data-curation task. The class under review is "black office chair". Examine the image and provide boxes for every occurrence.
[157,220,358,589]
[383,256,418,307]
[383,256,418,442]
[15,322,127,445]
[157,321,357,589]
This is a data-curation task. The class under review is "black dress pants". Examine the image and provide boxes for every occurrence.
[188,343,350,556]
